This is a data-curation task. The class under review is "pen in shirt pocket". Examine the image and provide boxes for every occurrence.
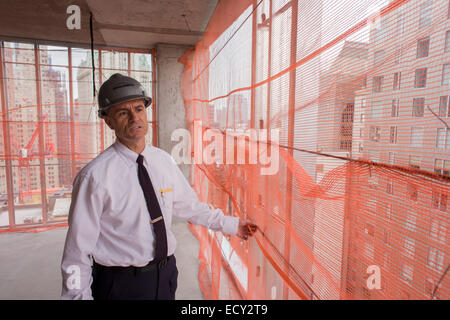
[159,188,173,204]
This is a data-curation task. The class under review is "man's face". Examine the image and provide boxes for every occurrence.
[103,99,149,145]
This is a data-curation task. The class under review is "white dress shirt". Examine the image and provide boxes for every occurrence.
[60,140,239,300]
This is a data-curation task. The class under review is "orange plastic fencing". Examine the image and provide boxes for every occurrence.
[181,0,449,299]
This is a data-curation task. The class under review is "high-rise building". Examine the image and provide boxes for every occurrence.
[1,43,69,205]
[345,0,449,299]
[74,58,98,172]
[312,40,368,299]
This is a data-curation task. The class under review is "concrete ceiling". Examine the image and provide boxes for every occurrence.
[0,0,217,49]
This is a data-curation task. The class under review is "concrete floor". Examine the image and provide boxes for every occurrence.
[0,216,203,300]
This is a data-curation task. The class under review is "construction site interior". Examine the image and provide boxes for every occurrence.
[0,0,449,300]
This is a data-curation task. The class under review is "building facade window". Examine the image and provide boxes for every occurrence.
[364,242,375,261]
[369,126,381,142]
[419,0,434,28]
[414,68,428,88]
[436,128,450,149]
[383,230,391,246]
[390,126,398,143]
[412,97,425,116]
[397,13,405,36]
[407,183,419,201]
[448,0,450,19]
[432,191,447,212]
[386,177,394,194]
[411,127,424,147]
[434,158,450,176]
[403,237,416,257]
[371,101,384,118]
[401,263,414,284]
[417,37,430,58]
[442,63,450,85]
[406,211,418,232]
[373,76,384,92]
[383,252,391,270]
[388,152,395,165]
[439,96,449,117]
[445,31,450,52]
[430,219,447,243]
[393,72,401,90]
[427,247,444,271]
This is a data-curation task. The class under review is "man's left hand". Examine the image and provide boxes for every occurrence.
[237,219,257,240]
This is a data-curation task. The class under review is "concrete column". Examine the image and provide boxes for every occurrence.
[156,43,192,180]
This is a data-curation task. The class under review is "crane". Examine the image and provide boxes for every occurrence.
[17,112,54,203]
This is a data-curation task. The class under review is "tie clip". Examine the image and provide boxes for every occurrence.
[150,216,163,224]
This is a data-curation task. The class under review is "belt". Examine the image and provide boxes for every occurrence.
[93,255,173,275]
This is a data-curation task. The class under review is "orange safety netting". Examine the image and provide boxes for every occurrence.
[180,0,449,299]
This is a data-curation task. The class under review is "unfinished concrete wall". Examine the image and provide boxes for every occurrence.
[156,43,192,180]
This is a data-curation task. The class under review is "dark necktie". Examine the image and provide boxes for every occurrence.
[136,154,168,262]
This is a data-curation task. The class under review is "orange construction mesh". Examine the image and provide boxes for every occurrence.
[180,0,450,299]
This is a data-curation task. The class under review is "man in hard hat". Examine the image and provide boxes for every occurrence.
[60,73,257,300]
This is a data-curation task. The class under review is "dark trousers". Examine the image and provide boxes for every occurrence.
[91,255,178,300]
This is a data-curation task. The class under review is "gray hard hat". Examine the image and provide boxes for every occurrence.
[97,73,152,118]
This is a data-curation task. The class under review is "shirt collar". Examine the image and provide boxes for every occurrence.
[113,139,153,168]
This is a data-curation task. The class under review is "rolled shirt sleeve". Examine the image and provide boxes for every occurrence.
[60,173,103,300]
[170,160,239,235]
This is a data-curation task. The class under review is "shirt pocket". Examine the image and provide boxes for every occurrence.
[158,187,174,212]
